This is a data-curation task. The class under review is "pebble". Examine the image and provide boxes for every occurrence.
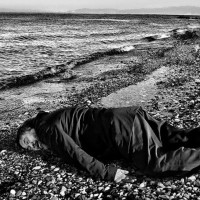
[193,187,198,191]
[195,180,200,187]
[184,193,190,199]
[123,183,132,190]
[189,100,195,104]
[60,186,67,196]
[181,178,185,184]
[157,182,165,188]
[47,181,52,186]
[164,181,171,186]
[188,175,196,181]
[43,191,48,195]
[21,192,26,196]
[32,180,37,185]
[50,196,58,200]
[38,180,43,185]
[33,166,41,170]
[10,189,16,196]
[75,193,80,198]
[104,186,110,191]
[51,178,56,184]
[0,150,7,155]
[0,125,10,131]
[159,194,169,199]
[16,190,22,197]
[174,118,180,123]
[61,171,66,176]
[171,185,177,190]
[98,186,104,191]
[139,182,146,188]
[51,165,56,170]
[14,171,19,175]
[195,79,200,84]
[54,167,60,172]
[80,189,87,195]
[98,193,103,198]
[86,100,92,105]
[94,193,99,197]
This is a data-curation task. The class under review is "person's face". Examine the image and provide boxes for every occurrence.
[19,128,42,151]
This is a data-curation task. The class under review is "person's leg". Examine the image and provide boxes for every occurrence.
[184,127,200,147]
[137,107,200,150]
[130,107,200,176]
[144,146,200,176]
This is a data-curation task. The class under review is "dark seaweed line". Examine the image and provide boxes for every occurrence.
[0,63,68,90]
[72,48,130,68]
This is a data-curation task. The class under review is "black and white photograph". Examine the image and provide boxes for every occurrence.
[0,0,200,199]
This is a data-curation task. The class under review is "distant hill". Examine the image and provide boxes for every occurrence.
[71,6,200,15]
[0,6,200,16]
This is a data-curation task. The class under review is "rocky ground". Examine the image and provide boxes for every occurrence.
[0,29,200,199]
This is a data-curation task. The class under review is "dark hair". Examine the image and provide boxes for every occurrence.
[16,118,36,148]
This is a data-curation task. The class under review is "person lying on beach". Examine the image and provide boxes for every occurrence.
[16,105,200,183]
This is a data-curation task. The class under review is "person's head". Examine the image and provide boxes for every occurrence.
[16,118,42,151]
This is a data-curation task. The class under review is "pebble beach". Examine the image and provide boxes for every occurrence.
[1,17,200,199]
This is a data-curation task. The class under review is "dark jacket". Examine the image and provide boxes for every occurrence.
[31,105,200,180]
[33,106,143,180]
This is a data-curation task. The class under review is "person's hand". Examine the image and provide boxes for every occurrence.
[114,169,129,183]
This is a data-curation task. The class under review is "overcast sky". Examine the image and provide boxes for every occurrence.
[1,0,200,12]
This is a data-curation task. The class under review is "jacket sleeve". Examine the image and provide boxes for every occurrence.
[52,127,117,181]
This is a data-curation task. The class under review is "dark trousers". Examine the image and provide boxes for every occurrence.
[131,107,200,176]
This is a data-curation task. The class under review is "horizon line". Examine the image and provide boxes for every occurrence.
[1,6,200,16]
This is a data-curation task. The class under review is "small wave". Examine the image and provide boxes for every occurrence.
[72,45,135,67]
[150,23,165,27]
[90,30,131,38]
[120,46,135,52]
[142,34,169,42]
[158,33,171,39]
[142,27,200,42]
[13,35,37,41]
[187,25,200,29]
[170,27,200,40]
[100,38,134,45]
[75,18,131,22]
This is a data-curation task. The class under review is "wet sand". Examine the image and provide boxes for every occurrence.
[101,66,169,107]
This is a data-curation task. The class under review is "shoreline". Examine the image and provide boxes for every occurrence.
[0,30,200,199]
[0,42,174,123]
[1,26,199,91]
